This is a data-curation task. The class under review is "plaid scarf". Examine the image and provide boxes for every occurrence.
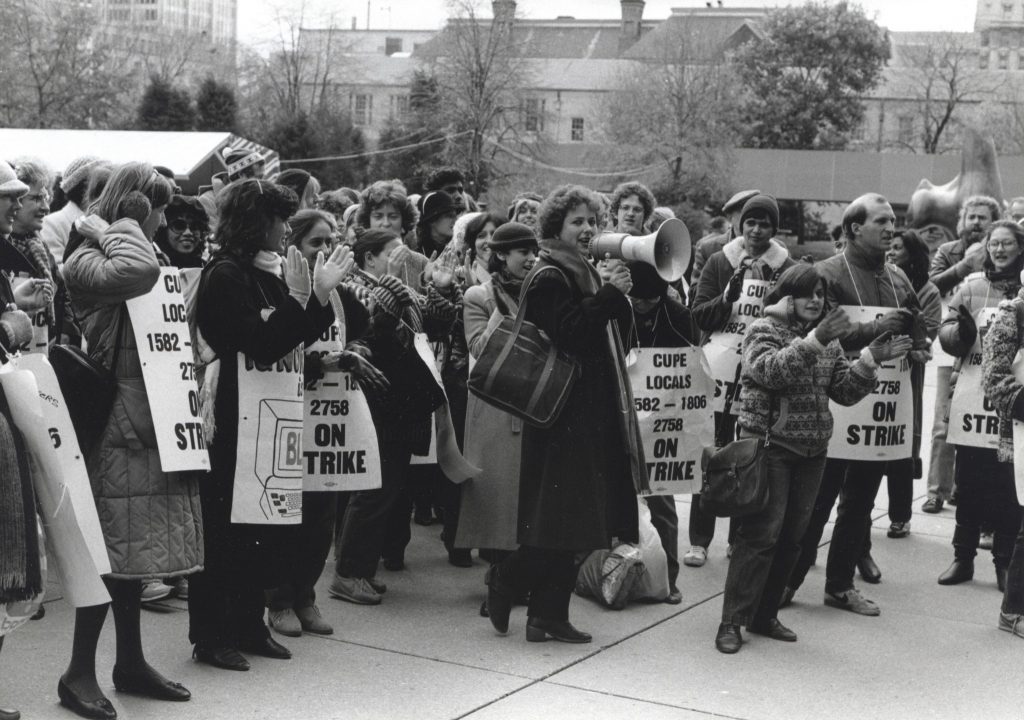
[9,232,55,326]
[0,383,42,603]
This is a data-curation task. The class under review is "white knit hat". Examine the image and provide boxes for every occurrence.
[60,155,103,193]
[0,160,29,196]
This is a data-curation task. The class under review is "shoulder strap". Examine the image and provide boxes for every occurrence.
[510,264,568,337]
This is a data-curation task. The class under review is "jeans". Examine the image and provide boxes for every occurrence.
[334,437,413,579]
[952,446,1021,569]
[790,458,886,595]
[927,366,956,501]
[1001,512,1024,615]
[267,492,336,611]
[721,445,826,626]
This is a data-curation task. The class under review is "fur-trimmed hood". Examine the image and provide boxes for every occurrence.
[722,235,789,271]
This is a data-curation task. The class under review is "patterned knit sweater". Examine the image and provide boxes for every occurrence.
[981,292,1024,463]
[738,297,878,456]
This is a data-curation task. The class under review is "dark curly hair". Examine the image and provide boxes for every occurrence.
[537,184,604,241]
[214,179,298,261]
[424,166,465,192]
[356,180,416,235]
[609,182,656,226]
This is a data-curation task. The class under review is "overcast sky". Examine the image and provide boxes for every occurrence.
[238,0,977,46]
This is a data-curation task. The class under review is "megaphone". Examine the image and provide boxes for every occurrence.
[589,218,691,282]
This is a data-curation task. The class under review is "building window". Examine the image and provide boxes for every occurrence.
[1003,2,1014,19]
[523,98,545,132]
[999,49,1010,69]
[390,94,410,122]
[980,51,989,69]
[352,94,373,126]
[385,37,403,55]
[898,116,915,146]
[571,117,585,142]
[851,117,866,142]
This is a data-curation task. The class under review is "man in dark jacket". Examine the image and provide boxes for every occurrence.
[618,261,701,604]
[786,193,919,616]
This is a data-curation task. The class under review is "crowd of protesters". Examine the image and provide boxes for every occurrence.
[1,146,1024,720]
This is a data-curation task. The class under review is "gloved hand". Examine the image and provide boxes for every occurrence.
[956,305,978,349]
[284,246,311,307]
[875,307,914,335]
[813,307,851,345]
[909,308,932,351]
[327,350,390,392]
[867,330,913,363]
[724,264,749,303]
[1012,391,1024,423]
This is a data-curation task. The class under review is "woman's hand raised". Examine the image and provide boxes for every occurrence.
[313,245,354,306]
[284,246,311,306]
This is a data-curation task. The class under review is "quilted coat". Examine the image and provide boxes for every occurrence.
[63,217,204,579]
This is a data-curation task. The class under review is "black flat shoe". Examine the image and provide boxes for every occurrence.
[486,577,513,635]
[191,644,250,671]
[857,554,882,584]
[525,617,592,643]
[937,559,974,585]
[112,666,190,702]
[747,618,797,642]
[57,677,117,720]
[715,623,742,654]
[238,635,292,660]
[448,548,474,568]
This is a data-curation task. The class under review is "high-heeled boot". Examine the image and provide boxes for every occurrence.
[938,524,977,585]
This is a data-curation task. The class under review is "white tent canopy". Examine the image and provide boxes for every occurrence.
[0,129,279,192]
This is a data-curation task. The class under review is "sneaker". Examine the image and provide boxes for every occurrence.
[366,576,388,594]
[887,521,910,538]
[980,532,994,550]
[268,608,302,637]
[683,546,708,567]
[998,612,1024,638]
[328,574,382,605]
[168,577,189,600]
[921,497,943,513]
[824,587,880,616]
[140,580,172,603]
[664,586,683,605]
[295,605,333,635]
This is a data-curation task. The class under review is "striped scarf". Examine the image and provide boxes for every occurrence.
[8,232,55,325]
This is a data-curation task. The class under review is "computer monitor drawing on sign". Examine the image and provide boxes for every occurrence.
[255,398,303,520]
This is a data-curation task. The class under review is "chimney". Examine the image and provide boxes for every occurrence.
[619,0,645,54]
[492,0,516,31]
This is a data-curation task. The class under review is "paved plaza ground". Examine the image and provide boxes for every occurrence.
[2,372,1022,720]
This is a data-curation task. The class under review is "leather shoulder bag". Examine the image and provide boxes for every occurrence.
[700,433,770,518]
[468,265,581,428]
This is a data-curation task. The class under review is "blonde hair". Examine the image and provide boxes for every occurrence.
[90,162,173,223]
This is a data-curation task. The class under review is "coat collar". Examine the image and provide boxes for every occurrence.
[722,235,789,271]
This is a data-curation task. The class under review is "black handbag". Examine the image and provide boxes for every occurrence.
[700,434,770,518]
[49,309,125,456]
[468,265,580,428]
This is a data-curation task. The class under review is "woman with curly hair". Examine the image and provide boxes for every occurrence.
[188,179,345,671]
[61,162,199,718]
[485,185,645,645]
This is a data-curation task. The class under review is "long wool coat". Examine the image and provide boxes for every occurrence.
[64,218,204,579]
[516,262,640,551]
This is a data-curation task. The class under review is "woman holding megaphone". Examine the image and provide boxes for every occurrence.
[485,185,646,644]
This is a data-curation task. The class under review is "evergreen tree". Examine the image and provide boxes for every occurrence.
[195,77,238,132]
[136,75,195,131]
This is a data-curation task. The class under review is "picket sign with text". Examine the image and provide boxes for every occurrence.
[302,296,381,492]
[11,274,49,354]
[704,279,772,414]
[827,305,913,460]
[947,306,1000,449]
[627,347,716,496]
[0,356,111,607]
[232,346,304,525]
[125,268,209,473]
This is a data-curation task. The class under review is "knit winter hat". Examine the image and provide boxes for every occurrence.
[371,274,414,318]
[0,161,29,196]
[223,147,264,179]
[419,191,457,224]
[739,194,779,233]
[488,222,538,252]
[60,155,103,193]
[626,261,667,300]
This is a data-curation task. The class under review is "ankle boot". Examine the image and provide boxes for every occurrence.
[938,558,975,585]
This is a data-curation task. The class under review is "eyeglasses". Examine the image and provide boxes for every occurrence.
[25,191,51,204]
[987,240,1018,250]
[169,218,205,234]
